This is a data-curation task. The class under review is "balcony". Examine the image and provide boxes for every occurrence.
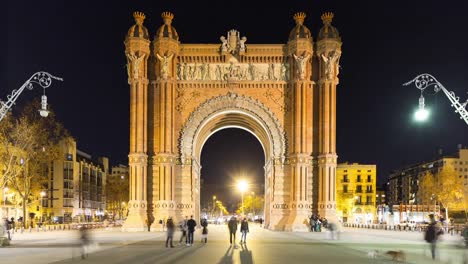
[366,189,373,193]
[356,189,362,193]
[341,179,349,183]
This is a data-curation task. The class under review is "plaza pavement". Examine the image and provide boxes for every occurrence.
[1,224,467,264]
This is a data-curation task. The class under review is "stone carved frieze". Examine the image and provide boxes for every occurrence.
[179,92,287,160]
[177,63,290,82]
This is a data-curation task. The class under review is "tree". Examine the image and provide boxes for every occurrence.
[419,167,467,221]
[237,194,264,216]
[436,166,466,222]
[106,176,129,220]
[0,101,68,227]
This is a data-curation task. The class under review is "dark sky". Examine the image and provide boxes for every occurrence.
[4,1,468,196]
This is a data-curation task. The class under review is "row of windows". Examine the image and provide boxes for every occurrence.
[343,185,374,193]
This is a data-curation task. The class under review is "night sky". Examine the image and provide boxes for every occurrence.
[4,1,468,205]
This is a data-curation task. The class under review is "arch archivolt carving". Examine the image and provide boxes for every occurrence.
[179,92,286,162]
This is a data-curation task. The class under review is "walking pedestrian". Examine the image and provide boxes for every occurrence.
[179,216,188,245]
[240,218,249,243]
[165,217,175,248]
[424,214,443,260]
[228,216,238,246]
[79,226,90,259]
[186,215,197,246]
[3,218,11,240]
[201,218,208,243]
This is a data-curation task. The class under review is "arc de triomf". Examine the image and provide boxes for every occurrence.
[123,10,342,231]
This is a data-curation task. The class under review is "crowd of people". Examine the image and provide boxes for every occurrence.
[162,215,251,248]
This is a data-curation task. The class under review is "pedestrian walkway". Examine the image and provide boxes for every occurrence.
[0,224,466,263]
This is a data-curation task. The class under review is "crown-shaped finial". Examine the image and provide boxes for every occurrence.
[293,12,306,25]
[321,12,334,25]
[133,11,146,25]
[161,11,174,24]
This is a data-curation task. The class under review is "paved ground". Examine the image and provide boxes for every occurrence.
[1,224,467,264]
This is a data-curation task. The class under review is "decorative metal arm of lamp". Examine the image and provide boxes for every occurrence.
[0,71,63,122]
[404,73,468,125]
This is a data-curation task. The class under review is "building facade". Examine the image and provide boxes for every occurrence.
[336,163,377,224]
[124,11,343,231]
[106,164,129,220]
[41,138,108,223]
[387,148,468,209]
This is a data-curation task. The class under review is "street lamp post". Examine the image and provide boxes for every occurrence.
[40,191,46,223]
[0,71,62,122]
[212,195,216,218]
[404,73,468,125]
[237,181,248,216]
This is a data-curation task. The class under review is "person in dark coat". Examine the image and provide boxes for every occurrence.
[201,219,208,243]
[228,216,238,246]
[240,218,249,243]
[424,214,443,260]
[186,215,197,246]
[165,217,175,248]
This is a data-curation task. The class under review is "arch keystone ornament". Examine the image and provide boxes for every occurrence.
[123,11,342,231]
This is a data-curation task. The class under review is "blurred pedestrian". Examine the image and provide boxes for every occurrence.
[424,214,443,260]
[79,226,90,259]
[228,216,238,246]
[186,215,197,246]
[240,218,249,243]
[165,217,175,248]
[179,216,188,245]
[3,218,11,240]
[201,219,208,243]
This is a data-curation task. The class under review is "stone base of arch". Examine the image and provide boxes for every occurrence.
[122,200,148,232]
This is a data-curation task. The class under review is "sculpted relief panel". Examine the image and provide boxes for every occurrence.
[176,63,290,82]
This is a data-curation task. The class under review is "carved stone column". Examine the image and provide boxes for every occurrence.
[285,12,314,231]
[150,12,181,226]
[315,12,342,221]
[123,12,150,231]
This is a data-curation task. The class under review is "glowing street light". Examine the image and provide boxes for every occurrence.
[414,94,430,122]
[237,181,248,215]
[404,73,468,125]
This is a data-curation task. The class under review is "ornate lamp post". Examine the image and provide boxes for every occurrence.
[404,74,468,125]
[0,71,62,122]
[237,181,248,215]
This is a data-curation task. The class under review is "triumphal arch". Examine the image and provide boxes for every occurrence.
[123,10,342,231]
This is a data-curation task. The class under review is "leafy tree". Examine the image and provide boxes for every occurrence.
[106,175,129,220]
[419,167,467,221]
[237,194,264,216]
[0,100,68,227]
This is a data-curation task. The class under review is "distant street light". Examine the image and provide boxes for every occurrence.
[0,71,63,122]
[404,73,468,125]
[237,181,248,215]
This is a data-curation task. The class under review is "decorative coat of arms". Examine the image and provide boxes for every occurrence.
[220,29,247,54]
